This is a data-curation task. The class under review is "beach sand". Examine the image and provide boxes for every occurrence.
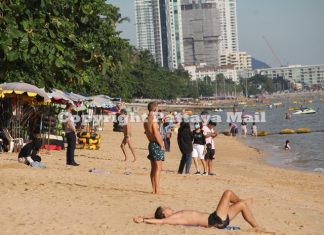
[0,122,323,235]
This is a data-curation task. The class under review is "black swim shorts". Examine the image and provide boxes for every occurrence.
[208,212,230,229]
[205,144,215,160]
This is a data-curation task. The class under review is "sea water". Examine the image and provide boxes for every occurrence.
[208,99,324,174]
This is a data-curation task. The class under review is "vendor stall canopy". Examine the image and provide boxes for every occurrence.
[89,95,114,108]
[0,82,50,101]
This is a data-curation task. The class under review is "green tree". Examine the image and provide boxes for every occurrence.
[0,0,128,92]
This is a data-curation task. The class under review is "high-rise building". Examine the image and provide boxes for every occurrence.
[166,0,184,69]
[213,0,239,54]
[180,0,221,66]
[135,0,168,67]
[135,0,240,71]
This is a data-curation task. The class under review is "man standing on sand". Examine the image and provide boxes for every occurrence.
[120,109,136,162]
[64,103,79,167]
[144,102,165,194]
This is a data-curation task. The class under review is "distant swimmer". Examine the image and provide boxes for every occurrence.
[285,112,291,120]
[284,140,291,150]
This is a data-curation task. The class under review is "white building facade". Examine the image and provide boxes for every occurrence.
[255,64,324,88]
[184,64,241,82]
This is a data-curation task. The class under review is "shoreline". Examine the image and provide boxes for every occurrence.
[0,123,323,234]
[237,136,324,175]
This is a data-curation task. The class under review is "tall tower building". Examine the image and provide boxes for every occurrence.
[135,0,167,67]
[214,0,239,54]
[166,0,184,69]
[180,0,221,66]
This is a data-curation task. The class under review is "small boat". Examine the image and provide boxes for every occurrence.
[214,108,223,112]
[292,108,316,115]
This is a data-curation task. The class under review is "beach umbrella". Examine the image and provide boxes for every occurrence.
[0,82,50,101]
[46,88,73,104]
[89,95,114,108]
[64,92,90,102]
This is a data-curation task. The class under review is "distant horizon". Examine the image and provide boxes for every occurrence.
[108,0,324,68]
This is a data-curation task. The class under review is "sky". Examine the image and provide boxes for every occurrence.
[108,0,324,67]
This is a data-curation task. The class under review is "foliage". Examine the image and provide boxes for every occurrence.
[240,74,275,96]
[0,0,230,100]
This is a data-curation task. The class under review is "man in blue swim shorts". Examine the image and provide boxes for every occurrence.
[144,101,165,194]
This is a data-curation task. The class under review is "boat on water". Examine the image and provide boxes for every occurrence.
[292,108,316,115]
[214,108,223,112]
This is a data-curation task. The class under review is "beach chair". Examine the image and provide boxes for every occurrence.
[2,128,24,152]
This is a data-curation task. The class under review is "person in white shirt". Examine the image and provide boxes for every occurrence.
[202,121,218,175]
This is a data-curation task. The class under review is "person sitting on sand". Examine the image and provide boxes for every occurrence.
[120,109,136,162]
[18,139,45,168]
[133,190,259,230]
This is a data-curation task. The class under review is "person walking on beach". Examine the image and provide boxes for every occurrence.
[177,121,193,174]
[203,121,217,175]
[64,103,79,166]
[120,109,136,162]
[192,122,207,175]
[160,121,172,152]
[251,122,258,137]
[241,120,247,137]
[133,189,259,230]
[144,102,165,194]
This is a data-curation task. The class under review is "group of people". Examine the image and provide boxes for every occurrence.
[229,121,258,137]
[177,120,217,176]
[139,101,260,230]
[16,100,261,231]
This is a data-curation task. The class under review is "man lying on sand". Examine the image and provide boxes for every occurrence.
[134,190,259,229]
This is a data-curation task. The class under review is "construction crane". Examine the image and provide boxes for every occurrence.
[262,36,283,67]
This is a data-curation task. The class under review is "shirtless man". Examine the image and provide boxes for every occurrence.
[133,190,259,229]
[144,102,165,194]
[120,109,136,162]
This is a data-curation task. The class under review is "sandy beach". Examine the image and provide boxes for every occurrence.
[1,122,323,235]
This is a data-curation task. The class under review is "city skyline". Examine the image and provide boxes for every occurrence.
[109,0,324,68]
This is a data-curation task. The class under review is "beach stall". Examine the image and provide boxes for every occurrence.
[0,82,50,152]
[88,95,114,131]
[35,88,75,151]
